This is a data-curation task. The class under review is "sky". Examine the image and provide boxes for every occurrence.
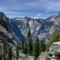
[0,0,60,19]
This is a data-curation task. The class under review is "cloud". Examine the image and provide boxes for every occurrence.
[33,13,43,19]
[0,0,60,18]
[33,13,54,19]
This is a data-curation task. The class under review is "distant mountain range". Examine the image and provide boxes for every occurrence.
[14,17,53,40]
[0,12,60,42]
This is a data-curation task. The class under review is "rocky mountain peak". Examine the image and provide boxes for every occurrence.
[0,12,5,17]
[0,12,60,41]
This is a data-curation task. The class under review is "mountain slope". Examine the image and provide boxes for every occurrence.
[14,17,53,40]
[0,12,26,43]
[1,12,60,42]
[14,12,60,41]
[48,13,60,34]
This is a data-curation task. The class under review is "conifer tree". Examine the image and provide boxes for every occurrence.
[8,47,12,60]
[41,40,46,52]
[22,41,28,54]
[34,38,41,59]
[4,38,7,60]
[27,30,33,55]
[16,42,19,60]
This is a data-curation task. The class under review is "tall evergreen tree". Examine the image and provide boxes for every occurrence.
[27,30,33,55]
[8,47,12,60]
[3,38,7,60]
[34,38,41,59]
[41,40,46,52]
[22,41,28,54]
[16,42,19,60]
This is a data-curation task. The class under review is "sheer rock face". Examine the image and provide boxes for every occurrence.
[49,41,60,53]
[37,52,48,60]
[49,13,60,32]
[0,26,9,37]
[0,13,17,60]
[0,12,60,41]
[14,17,53,40]
[37,42,60,60]
[11,12,60,41]
[0,12,26,42]
[0,12,12,38]
[47,42,60,60]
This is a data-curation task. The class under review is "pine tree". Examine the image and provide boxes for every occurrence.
[34,38,41,59]
[22,41,28,54]
[16,42,19,60]
[3,38,7,60]
[27,30,33,55]
[3,37,13,60]
[41,40,46,52]
[8,47,12,60]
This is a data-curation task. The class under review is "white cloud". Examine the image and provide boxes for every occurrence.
[0,0,60,18]
[33,13,43,19]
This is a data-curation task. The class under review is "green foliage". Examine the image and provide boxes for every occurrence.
[22,30,33,55]
[0,32,14,60]
[8,47,12,60]
[41,40,46,52]
[46,32,60,51]
[34,38,41,58]
[22,30,46,58]
[22,42,28,54]
[28,38,33,55]
[34,39,46,59]
[3,38,8,60]
[16,42,19,59]
[27,30,33,55]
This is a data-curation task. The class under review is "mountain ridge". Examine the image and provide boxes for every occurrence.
[0,12,60,42]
